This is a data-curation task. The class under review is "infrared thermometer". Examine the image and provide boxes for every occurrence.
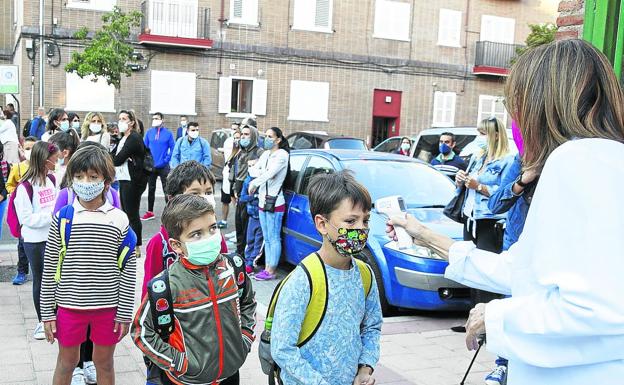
[375,195,413,250]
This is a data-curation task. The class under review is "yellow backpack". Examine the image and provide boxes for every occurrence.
[258,252,373,383]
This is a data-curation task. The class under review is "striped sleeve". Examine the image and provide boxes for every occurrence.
[115,225,137,323]
[40,214,61,321]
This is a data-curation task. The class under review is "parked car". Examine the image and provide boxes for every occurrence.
[282,149,471,314]
[286,131,368,150]
[372,135,418,154]
[208,128,233,180]
[410,127,517,170]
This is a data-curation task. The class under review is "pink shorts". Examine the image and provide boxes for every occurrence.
[56,306,119,347]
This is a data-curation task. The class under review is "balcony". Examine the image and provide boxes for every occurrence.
[473,41,524,76]
[138,0,213,49]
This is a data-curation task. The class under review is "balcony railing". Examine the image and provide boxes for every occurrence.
[139,0,212,48]
[473,41,524,76]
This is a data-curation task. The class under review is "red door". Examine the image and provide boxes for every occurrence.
[372,89,402,147]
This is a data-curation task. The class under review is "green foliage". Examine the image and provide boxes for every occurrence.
[65,7,142,89]
[515,23,557,58]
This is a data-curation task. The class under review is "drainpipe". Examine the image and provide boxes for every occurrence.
[217,0,225,75]
[39,0,44,108]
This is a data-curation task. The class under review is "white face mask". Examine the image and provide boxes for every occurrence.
[152,119,162,127]
[118,121,129,133]
[188,130,199,139]
[90,123,102,133]
[180,120,187,127]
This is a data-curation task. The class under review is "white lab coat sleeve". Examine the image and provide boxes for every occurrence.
[444,241,513,295]
[483,140,624,368]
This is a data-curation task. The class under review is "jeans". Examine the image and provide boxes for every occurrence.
[259,210,284,269]
[119,178,148,246]
[244,217,263,267]
[147,166,170,212]
[17,237,29,275]
[24,241,46,321]
[235,200,249,256]
[0,199,6,239]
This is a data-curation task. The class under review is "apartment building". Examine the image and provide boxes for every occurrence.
[2,0,558,145]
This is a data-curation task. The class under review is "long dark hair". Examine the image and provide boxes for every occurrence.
[267,126,291,183]
[46,108,66,132]
[21,141,58,186]
[119,109,138,135]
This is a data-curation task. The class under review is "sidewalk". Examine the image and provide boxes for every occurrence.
[0,250,495,385]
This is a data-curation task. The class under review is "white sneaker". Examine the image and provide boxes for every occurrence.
[71,367,86,385]
[33,322,46,340]
[83,361,97,384]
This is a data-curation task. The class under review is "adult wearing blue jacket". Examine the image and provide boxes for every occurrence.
[29,107,47,139]
[142,112,175,221]
[170,122,211,169]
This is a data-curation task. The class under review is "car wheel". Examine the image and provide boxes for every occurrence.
[357,248,397,316]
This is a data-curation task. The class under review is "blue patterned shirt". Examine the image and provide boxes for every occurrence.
[271,258,383,385]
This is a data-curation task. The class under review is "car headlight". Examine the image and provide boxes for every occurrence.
[384,241,445,260]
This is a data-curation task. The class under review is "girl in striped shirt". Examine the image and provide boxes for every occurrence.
[40,145,136,385]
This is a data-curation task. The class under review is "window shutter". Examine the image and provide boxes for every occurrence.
[251,79,268,116]
[218,77,233,114]
[480,15,515,44]
[233,0,243,18]
[373,0,411,41]
[315,0,330,28]
[65,73,115,112]
[288,80,330,121]
[438,9,462,47]
[150,70,196,115]
[432,91,455,127]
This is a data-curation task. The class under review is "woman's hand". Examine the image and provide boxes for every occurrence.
[465,176,479,190]
[455,170,467,187]
[386,214,428,245]
[465,303,486,351]
[44,320,56,344]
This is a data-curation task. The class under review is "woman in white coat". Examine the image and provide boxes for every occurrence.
[387,39,624,385]
[0,108,20,163]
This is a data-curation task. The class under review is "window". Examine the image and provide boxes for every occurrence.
[432,91,456,127]
[292,135,317,150]
[150,70,196,115]
[438,9,462,47]
[288,80,329,122]
[480,15,515,44]
[218,77,267,116]
[66,0,116,11]
[373,0,411,41]
[148,0,198,38]
[285,155,307,192]
[229,0,259,26]
[65,73,115,112]
[477,95,507,127]
[293,0,333,33]
[300,156,334,195]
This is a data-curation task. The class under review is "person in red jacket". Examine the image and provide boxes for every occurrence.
[141,160,227,298]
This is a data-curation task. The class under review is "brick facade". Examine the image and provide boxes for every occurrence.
[556,0,585,39]
[7,0,557,143]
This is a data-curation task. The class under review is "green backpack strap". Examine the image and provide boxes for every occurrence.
[354,258,373,298]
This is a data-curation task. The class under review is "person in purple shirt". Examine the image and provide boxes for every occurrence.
[142,112,175,221]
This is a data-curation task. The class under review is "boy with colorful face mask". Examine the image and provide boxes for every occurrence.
[132,194,256,385]
[270,170,383,385]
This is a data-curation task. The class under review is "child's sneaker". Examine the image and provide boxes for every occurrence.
[33,322,46,340]
[83,361,97,384]
[141,211,155,221]
[71,367,85,385]
[217,220,227,228]
[485,365,507,385]
[253,270,275,281]
[12,272,26,285]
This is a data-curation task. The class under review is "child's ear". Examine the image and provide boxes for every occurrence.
[169,238,185,256]
[314,214,328,236]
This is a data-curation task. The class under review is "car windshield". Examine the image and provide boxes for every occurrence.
[344,160,455,207]
[327,138,367,150]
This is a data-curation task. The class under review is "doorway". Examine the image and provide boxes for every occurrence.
[372,117,396,148]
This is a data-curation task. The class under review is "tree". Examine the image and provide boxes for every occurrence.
[515,23,557,58]
[65,7,142,89]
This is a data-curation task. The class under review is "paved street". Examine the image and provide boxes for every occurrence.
[0,182,495,385]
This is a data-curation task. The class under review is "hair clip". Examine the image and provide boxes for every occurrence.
[48,143,58,153]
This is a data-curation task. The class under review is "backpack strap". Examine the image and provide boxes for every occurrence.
[147,270,175,341]
[297,253,328,347]
[117,227,137,271]
[54,205,75,283]
[354,259,373,298]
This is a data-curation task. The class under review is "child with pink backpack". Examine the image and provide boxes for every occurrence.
[7,141,59,340]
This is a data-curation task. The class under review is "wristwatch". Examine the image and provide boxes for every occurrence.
[358,364,374,374]
[477,184,484,193]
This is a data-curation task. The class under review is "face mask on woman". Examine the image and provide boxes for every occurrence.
[184,232,222,265]
[118,121,129,133]
[90,123,102,134]
[264,138,275,150]
[474,135,488,150]
[71,121,80,130]
[60,120,70,132]
[401,143,411,152]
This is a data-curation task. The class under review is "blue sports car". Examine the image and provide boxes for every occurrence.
[281,150,472,314]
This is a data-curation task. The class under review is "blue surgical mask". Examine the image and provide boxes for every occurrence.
[240,138,251,148]
[439,143,452,155]
[72,180,105,202]
[263,138,275,150]
[185,232,222,265]
[60,120,70,132]
[71,121,80,130]
[474,135,488,150]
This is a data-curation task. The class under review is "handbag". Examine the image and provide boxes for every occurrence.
[443,185,467,223]
[143,145,155,174]
[264,181,282,213]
